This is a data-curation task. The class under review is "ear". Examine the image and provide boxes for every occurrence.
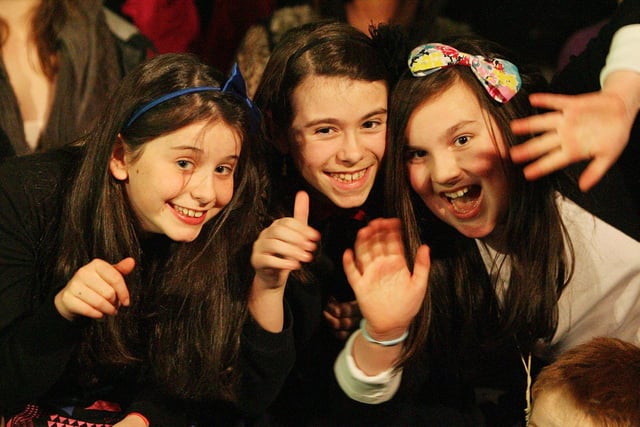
[109,135,129,181]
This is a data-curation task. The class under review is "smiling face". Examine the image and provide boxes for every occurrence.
[405,80,511,242]
[289,75,387,209]
[110,120,241,242]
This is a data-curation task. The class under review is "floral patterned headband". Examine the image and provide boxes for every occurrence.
[408,43,522,103]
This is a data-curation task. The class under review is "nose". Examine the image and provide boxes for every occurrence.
[189,171,216,206]
[430,149,463,186]
[336,131,364,165]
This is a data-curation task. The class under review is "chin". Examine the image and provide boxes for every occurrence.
[331,194,368,209]
[166,230,202,243]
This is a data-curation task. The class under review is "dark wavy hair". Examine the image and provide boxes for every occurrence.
[386,37,575,365]
[54,53,267,401]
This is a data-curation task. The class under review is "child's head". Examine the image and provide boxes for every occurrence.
[387,37,547,246]
[530,337,640,427]
[76,53,262,243]
[255,20,392,209]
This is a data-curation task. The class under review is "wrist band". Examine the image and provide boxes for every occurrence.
[128,412,150,427]
[359,318,408,346]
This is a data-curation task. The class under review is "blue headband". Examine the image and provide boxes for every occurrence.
[124,63,261,130]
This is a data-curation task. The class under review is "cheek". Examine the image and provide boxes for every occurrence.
[217,180,235,207]
[407,164,430,197]
[292,142,324,173]
[368,133,386,160]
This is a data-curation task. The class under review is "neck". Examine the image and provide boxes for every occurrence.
[345,0,400,34]
[0,0,41,36]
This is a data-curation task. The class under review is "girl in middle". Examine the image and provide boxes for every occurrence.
[248,20,402,425]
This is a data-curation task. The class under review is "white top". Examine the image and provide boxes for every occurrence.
[600,24,640,86]
[335,196,640,403]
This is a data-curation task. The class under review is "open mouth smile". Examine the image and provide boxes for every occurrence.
[172,203,205,218]
[326,168,367,183]
[442,185,481,215]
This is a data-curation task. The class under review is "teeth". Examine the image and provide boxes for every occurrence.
[330,169,366,183]
[173,205,204,218]
[444,187,469,199]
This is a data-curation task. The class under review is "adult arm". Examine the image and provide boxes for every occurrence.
[510,24,640,191]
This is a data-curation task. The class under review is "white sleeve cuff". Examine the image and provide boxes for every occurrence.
[333,330,403,404]
[600,24,640,87]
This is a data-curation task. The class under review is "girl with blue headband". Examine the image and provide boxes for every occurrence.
[334,36,640,426]
[0,53,292,426]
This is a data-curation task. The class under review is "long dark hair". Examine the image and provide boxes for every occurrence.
[252,21,400,290]
[387,37,574,361]
[55,53,266,401]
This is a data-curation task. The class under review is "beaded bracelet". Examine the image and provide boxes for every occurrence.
[359,318,409,347]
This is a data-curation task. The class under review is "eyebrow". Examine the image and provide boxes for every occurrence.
[443,119,477,138]
[300,107,387,129]
[406,119,477,151]
[171,146,239,161]
[171,145,204,153]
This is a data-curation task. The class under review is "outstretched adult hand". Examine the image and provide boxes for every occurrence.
[54,257,134,321]
[510,91,632,191]
[343,218,430,341]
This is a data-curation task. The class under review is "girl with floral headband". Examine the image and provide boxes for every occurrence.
[333,37,640,426]
[0,53,293,427]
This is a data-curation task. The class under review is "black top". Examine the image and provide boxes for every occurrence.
[0,148,295,426]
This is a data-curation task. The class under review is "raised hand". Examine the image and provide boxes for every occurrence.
[249,191,321,331]
[510,70,640,192]
[251,191,320,290]
[343,218,430,341]
[54,257,134,321]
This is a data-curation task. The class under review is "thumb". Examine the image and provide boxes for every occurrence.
[113,257,136,276]
[293,191,310,225]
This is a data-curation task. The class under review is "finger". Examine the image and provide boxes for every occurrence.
[325,298,341,317]
[293,191,310,225]
[57,288,108,320]
[252,252,303,271]
[521,150,572,181]
[376,218,404,256]
[412,244,431,289]
[96,260,130,307]
[113,257,135,275]
[70,284,119,316]
[111,257,134,306]
[354,220,386,264]
[510,132,560,163]
[578,157,612,192]
[510,111,561,135]
[322,309,341,329]
[527,92,572,111]
[262,218,319,251]
[257,236,315,264]
[342,248,362,291]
